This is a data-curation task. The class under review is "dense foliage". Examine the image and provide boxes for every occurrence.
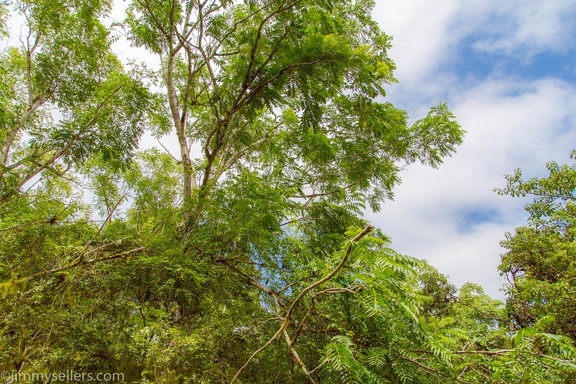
[1,0,575,383]
[497,154,576,343]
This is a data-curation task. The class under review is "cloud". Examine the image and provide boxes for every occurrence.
[369,1,576,299]
[369,74,576,299]
[471,0,576,56]
[373,0,461,85]
[421,223,511,299]
[454,78,576,167]
[374,0,576,88]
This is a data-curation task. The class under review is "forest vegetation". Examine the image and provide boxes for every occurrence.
[1,0,575,382]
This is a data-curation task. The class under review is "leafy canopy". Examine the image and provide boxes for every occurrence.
[6,1,573,383]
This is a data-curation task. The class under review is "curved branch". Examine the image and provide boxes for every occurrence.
[229,225,373,383]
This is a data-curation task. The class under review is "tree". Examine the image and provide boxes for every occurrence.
[0,0,151,205]
[0,0,151,377]
[0,0,471,382]
[125,0,463,226]
[415,265,576,383]
[417,260,458,319]
[121,0,466,380]
[497,152,576,341]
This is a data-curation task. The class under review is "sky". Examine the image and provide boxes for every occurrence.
[367,0,576,298]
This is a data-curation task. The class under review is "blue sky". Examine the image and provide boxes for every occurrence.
[369,0,576,298]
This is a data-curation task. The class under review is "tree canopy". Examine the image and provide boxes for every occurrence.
[1,0,575,383]
[497,153,576,342]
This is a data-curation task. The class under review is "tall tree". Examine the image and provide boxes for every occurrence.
[126,0,463,228]
[0,0,472,382]
[123,1,465,380]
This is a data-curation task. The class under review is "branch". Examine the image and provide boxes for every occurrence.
[291,286,359,347]
[1,247,147,288]
[156,137,181,163]
[85,195,125,252]
[398,355,472,384]
[284,225,373,320]
[230,225,373,383]
[229,302,286,384]
[283,328,316,383]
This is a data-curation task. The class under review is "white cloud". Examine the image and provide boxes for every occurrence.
[454,78,576,168]
[421,223,511,299]
[370,76,576,299]
[472,0,576,56]
[373,0,461,85]
[374,0,576,88]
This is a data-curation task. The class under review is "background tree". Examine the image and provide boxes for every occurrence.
[497,152,576,341]
[0,0,151,377]
[0,0,151,204]
[415,265,576,383]
[121,1,466,380]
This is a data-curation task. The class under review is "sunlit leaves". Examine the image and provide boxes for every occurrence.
[408,102,464,167]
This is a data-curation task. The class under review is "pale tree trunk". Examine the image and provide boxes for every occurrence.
[0,93,49,172]
[164,54,195,225]
[1,30,46,174]
[0,125,20,169]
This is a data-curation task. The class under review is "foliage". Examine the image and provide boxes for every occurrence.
[416,269,576,383]
[497,152,576,342]
[124,0,464,224]
[0,0,151,204]
[2,0,574,383]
